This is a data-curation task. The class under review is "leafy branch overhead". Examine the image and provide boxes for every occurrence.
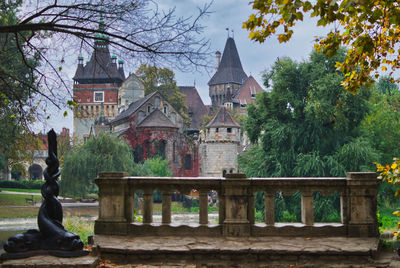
[244,0,400,93]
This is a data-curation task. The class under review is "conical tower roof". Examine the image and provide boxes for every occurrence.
[208,37,248,86]
[206,107,240,128]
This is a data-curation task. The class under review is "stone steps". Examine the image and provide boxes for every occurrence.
[92,235,400,267]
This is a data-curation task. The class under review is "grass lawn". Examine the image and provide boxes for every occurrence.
[0,206,39,218]
[0,188,41,193]
[378,207,399,232]
[0,193,42,206]
[152,201,189,213]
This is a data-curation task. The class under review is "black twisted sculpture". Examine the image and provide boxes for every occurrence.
[2,129,85,258]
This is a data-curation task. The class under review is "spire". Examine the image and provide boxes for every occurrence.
[208,37,247,86]
[73,16,125,85]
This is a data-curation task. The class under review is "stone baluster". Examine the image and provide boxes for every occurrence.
[162,190,171,225]
[346,172,379,237]
[94,172,129,235]
[301,190,314,226]
[199,189,208,225]
[143,188,153,225]
[265,190,275,225]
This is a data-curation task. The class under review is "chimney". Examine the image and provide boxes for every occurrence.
[215,51,221,70]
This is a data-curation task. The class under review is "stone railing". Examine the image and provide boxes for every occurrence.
[94,172,379,238]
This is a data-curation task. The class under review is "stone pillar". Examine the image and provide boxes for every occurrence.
[346,172,379,237]
[94,172,129,235]
[222,174,251,236]
[143,188,153,225]
[162,190,171,225]
[301,190,314,226]
[265,191,275,225]
[199,189,208,225]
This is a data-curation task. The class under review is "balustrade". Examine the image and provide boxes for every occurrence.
[95,172,379,238]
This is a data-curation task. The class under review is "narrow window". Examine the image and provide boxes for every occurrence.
[163,105,168,114]
[216,128,219,133]
[159,140,166,159]
[172,142,176,162]
[185,154,192,170]
[222,170,227,177]
[147,105,151,113]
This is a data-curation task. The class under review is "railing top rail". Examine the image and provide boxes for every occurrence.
[124,176,224,181]
[250,177,346,181]
[121,176,347,181]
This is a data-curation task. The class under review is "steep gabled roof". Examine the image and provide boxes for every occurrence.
[234,75,264,104]
[208,37,248,86]
[73,44,125,84]
[110,91,158,124]
[206,107,240,128]
[179,86,208,130]
[137,109,178,129]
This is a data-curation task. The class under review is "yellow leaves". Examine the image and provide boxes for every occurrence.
[376,158,400,185]
[245,0,400,94]
[393,211,400,217]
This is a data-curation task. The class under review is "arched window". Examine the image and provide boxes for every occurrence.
[158,140,167,159]
[163,105,168,114]
[222,170,227,177]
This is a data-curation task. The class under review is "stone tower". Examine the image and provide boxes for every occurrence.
[208,37,248,108]
[72,18,125,141]
[199,107,241,177]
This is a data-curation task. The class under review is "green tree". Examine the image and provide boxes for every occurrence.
[244,0,400,93]
[239,49,377,178]
[0,1,39,175]
[136,64,189,123]
[361,80,400,165]
[60,132,134,199]
[133,157,172,177]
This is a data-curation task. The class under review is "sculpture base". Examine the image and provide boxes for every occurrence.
[0,249,89,260]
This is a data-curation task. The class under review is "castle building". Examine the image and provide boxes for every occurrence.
[72,19,125,141]
[71,32,264,177]
[110,91,199,176]
[199,107,241,177]
[208,37,264,113]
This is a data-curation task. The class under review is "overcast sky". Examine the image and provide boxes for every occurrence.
[35,0,330,134]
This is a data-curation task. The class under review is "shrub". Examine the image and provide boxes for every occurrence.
[0,180,43,189]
